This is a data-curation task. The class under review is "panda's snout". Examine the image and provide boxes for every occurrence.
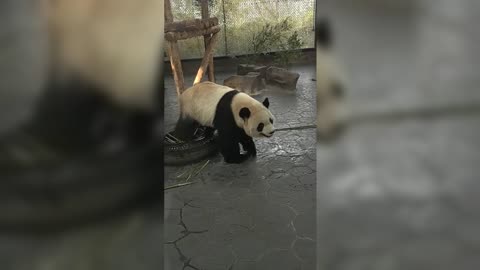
[261,130,275,138]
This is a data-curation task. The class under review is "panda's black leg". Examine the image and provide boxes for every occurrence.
[173,116,198,141]
[204,127,215,138]
[217,132,248,164]
[28,76,112,152]
[125,110,156,146]
[239,132,256,157]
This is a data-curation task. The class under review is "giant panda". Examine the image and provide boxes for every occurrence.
[316,18,348,140]
[175,81,275,164]
[28,0,164,153]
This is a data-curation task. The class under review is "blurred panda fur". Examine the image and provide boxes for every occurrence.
[26,0,164,154]
[316,18,348,141]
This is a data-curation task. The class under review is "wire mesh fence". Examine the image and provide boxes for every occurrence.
[169,0,315,59]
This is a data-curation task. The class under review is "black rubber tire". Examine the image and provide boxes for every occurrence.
[0,145,163,233]
[164,131,219,166]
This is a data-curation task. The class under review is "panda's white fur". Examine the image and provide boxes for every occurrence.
[180,82,232,127]
[231,93,275,138]
[42,0,163,111]
[316,19,348,139]
[180,82,275,138]
[30,0,164,150]
[177,81,275,163]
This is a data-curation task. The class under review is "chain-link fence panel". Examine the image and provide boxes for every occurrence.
[169,0,314,59]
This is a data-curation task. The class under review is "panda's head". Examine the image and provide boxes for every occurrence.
[235,95,275,138]
[316,18,348,140]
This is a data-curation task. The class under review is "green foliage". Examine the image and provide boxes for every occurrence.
[274,30,304,67]
[169,0,313,60]
[243,17,305,68]
[252,18,291,54]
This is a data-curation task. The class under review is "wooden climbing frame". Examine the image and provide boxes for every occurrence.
[164,0,218,97]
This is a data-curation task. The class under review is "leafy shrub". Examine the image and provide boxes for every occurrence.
[243,17,304,68]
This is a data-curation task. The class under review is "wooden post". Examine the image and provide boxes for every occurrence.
[200,0,215,83]
[193,32,219,85]
[167,42,185,97]
[165,0,185,95]
[164,0,174,23]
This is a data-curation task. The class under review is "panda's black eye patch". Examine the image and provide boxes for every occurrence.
[257,123,264,132]
[269,118,273,124]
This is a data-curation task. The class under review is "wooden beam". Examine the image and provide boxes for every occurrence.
[165,25,220,42]
[200,0,215,83]
[166,41,185,96]
[193,32,219,85]
[165,0,185,97]
[200,0,209,19]
[165,18,218,33]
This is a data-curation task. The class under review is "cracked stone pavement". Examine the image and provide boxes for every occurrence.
[164,57,317,269]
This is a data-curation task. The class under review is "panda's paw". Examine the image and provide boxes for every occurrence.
[245,152,257,163]
[224,153,250,164]
[238,153,251,163]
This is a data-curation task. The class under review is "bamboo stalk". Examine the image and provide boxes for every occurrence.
[164,182,196,190]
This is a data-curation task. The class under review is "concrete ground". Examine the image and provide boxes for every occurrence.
[164,56,317,269]
[317,0,480,269]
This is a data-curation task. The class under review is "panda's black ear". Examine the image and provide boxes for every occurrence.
[239,107,251,119]
[316,17,332,49]
[262,98,270,108]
